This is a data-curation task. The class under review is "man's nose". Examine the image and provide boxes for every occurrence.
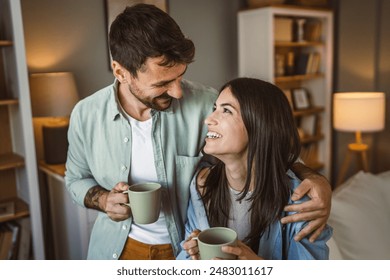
[167,80,183,99]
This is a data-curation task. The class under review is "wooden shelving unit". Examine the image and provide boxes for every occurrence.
[0,198,29,223]
[0,98,18,105]
[0,40,12,47]
[0,153,25,170]
[0,0,44,259]
[238,5,333,177]
[293,106,324,117]
[275,41,323,48]
[275,73,324,83]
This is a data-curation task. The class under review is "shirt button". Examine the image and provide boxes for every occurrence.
[121,165,127,171]
[113,253,118,259]
[122,225,127,230]
[123,137,129,143]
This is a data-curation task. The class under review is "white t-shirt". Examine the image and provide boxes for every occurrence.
[125,114,171,244]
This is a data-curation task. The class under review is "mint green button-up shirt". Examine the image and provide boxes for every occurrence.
[65,79,217,259]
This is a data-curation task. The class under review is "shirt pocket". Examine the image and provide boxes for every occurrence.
[175,155,202,183]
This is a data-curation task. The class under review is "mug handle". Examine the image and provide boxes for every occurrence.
[122,190,131,207]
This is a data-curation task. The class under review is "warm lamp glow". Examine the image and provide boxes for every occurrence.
[29,72,79,117]
[334,92,386,186]
[333,92,385,132]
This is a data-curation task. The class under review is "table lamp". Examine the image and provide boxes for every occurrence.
[333,92,385,185]
[29,72,79,164]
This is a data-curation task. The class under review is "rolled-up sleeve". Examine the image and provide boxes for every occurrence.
[65,102,99,207]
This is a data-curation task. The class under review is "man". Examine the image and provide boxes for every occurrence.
[65,4,331,260]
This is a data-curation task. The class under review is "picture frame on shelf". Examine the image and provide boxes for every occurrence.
[300,115,317,137]
[292,88,310,110]
[105,0,168,69]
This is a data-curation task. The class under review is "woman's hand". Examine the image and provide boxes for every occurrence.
[221,240,264,260]
[182,229,201,260]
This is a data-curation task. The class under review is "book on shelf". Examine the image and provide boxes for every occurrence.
[310,52,321,74]
[0,221,21,260]
[304,19,322,42]
[17,217,31,259]
[286,51,295,76]
[274,17,293,42]
[294,52,310,75]
[0,201,15,219]
[0,223,13,259]
[294,52,321,75]
[7,221,21,259]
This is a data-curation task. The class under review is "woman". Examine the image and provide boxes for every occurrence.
[178,78,332,260]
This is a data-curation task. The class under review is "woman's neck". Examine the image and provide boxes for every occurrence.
[224,159,251,192]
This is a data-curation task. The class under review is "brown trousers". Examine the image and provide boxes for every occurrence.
[119,237,175,260]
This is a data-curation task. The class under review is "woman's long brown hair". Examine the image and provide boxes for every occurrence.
[200,78,301,253]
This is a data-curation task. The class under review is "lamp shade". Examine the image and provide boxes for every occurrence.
[333,92,385,132]
[29,72,79,117]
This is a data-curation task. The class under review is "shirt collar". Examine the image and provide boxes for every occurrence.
[109,79,122,121]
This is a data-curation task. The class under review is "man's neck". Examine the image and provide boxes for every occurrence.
[117,83,151,121]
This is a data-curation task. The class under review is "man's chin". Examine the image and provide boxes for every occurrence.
[153,99,172,111]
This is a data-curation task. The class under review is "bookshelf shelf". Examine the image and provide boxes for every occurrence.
[275,73,324,83]
[0,153,24,171]
[0,197,29,223]
[0,40,12,47]
[300,134,324,144]
[293,106,324,116]
[305,161,325,171]
[275,41,323,47]
[0,99,19,106]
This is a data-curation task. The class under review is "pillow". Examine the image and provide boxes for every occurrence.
[327,236,343,260]
[328,171,390,260]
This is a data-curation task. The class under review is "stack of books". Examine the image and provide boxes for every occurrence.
[294,52,321,75]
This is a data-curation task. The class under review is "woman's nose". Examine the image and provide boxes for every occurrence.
[204,112,218,125]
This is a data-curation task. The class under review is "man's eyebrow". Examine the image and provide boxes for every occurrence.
[151,66,188,87]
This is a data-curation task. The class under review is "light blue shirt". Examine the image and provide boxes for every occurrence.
[177,169,333,260]
[65,79,217,259]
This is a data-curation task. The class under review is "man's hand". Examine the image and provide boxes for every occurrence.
[282,163,332,242]
[84,182,131,221]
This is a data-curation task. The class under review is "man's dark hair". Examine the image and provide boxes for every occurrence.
[109,4,195,77]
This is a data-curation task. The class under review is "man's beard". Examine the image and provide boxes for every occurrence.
[127,84,173,111]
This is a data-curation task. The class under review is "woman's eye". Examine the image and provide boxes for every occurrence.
[223,108,232,114]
